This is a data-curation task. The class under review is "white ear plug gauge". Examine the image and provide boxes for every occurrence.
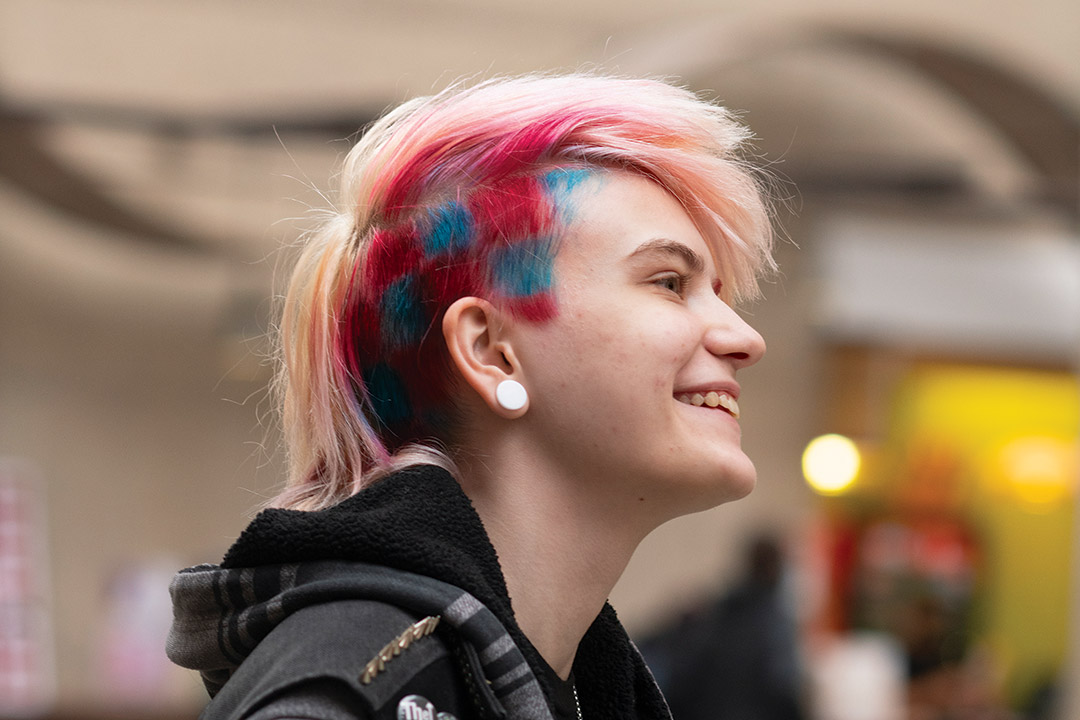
[495,380,528,412]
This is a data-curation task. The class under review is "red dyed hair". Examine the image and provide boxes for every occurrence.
[272,74,776,510]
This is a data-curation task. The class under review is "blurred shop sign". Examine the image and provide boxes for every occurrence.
[0,458,55,716]
[814,215,1080,362]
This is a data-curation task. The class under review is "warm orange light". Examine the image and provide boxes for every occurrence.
[803,434,861,496]
[998,437,1077,509]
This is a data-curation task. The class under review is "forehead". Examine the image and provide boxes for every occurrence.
[556,172,712,279]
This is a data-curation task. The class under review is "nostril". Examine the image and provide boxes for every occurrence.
[727,351,750,360]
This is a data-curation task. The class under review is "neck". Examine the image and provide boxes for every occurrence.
[456,442,648,680]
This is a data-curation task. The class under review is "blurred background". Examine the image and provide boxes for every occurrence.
[0,1,1076,718]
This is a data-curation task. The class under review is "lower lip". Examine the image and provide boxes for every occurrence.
[675,399,738,421]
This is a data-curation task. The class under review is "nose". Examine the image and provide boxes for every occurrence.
[702,299,766,370]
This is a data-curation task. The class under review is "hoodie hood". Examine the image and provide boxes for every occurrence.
[167,464,670,720]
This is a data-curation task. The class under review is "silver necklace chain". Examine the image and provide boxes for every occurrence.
[573,683,583,720]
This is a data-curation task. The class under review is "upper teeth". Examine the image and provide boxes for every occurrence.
[677,391,740,418]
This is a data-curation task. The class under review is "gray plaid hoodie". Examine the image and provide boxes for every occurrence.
[167,464,670,720]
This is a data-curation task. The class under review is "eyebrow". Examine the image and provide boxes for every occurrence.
[626,238,706,274]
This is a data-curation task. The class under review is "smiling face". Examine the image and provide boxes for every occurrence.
[505,171,766,521]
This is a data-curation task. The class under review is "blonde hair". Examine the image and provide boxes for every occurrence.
[272,74,776,510]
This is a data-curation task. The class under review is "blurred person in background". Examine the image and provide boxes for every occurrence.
[165,73,775,720]
[645,535,806,720]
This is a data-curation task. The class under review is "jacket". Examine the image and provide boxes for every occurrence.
[167,464,672,720]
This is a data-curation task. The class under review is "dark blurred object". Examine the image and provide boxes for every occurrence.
[642,535,806,720]
[906,645,1015,720]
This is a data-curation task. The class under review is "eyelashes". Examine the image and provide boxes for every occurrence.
[652,271,724,299]
[653,272,691,296]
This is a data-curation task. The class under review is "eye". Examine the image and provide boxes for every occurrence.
[653,272,688,295]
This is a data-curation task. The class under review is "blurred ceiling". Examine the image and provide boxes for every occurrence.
[0,0,1077,332]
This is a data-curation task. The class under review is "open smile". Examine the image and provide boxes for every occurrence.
[675,391,740,418]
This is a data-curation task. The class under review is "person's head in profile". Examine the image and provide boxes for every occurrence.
[169,73,777,720]
[278,74,772,516]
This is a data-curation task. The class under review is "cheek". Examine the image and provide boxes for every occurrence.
[643,316,699,364]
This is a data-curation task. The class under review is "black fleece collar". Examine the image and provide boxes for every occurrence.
[224,465,516,624]
[218,464,669,720]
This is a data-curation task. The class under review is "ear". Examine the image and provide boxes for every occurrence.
[443,296,529,418]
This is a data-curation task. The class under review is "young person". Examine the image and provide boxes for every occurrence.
[167,73,775,720]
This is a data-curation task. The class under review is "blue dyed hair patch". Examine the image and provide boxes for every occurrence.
[424,200,473,257]
[488,239,555,298]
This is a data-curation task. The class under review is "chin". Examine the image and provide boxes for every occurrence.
[705,468,756,507]
[726,468,758,502]
[661,462,758,518]
[709,450,760,499]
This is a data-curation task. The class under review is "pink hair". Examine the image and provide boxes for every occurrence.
[272,74,776,510]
